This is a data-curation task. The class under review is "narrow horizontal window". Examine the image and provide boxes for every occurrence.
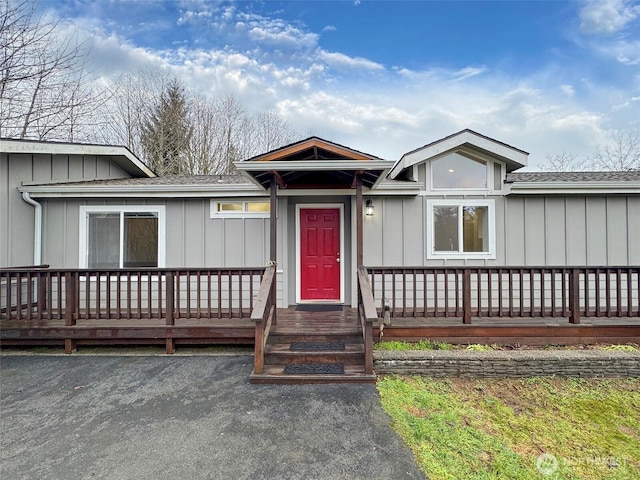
[211,200,270,218]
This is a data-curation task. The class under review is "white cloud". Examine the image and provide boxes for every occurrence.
[450,66,488,82]
[579,0,639,34]
[39,2,638,170]
[316,51,384,71]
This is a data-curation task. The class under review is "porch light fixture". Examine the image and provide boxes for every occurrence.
[365,199,375,216]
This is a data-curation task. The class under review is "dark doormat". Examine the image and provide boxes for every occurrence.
[290,342,346,351]
[284,363,345,375]
[295,304,343,312]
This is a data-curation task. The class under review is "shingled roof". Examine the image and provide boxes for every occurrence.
[23,174,251,187]
[506,171,640,183]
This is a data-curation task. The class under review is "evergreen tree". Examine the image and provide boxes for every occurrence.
[141,79,192,175]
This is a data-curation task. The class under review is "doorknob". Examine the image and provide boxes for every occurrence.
[336,257,340,263]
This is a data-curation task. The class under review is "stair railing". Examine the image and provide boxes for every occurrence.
[251,264,277,374]
[357,265,378,375]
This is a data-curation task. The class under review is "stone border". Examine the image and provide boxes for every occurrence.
[374,350,640,378]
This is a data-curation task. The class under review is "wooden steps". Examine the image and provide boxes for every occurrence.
[249,308,376,384]
[250,364,376,384]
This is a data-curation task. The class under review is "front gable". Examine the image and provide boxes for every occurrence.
[390,129,529,183]
[236,137,394,189]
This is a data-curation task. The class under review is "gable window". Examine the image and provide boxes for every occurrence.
[432,153,487,189]
[80,206,166,268]
[427,199,495,259]
[211,200,270,218]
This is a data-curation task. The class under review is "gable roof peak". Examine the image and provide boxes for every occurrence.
[390,129,529,178]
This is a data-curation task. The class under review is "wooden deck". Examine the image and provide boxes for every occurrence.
[2,308,638,351]
[376,316,640,345]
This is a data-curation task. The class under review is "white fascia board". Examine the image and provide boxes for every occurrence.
[1,139,156,178]
[372,181,423,194]
[235,160,396,171]
[391,131,528,178]
[508,182,640,195]
[19,183,263,198]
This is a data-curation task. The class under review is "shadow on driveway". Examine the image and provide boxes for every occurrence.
[1,355,425,479]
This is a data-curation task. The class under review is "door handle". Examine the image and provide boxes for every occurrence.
[336,257,340,263]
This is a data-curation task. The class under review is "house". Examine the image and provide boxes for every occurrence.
[1,131,639,383]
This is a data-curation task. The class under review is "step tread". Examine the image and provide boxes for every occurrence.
[266,343,365,354]
[250,364,376,384]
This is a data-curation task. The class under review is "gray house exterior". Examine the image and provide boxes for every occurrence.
[1,131,639,309]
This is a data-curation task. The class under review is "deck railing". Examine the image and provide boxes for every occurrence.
[251,264,277,374]
[357,266,378,374]
[0,267,265,323]
[367,267,640,323]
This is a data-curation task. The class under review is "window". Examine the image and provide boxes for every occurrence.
[427,200,495,259]
[211,200,270,218]
[80,206,165,268]
[432,152,487,189]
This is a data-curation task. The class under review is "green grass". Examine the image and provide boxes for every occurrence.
[377,377,640,480]
[374,339,453,351]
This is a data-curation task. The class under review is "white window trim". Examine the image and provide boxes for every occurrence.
[210,199,271,219]
[426,199,496,260]
[79,205,166,268]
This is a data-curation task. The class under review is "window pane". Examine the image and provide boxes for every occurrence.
[88,214,120,268]
[432,153,487,189]
[123,213,158,267]
[434,206,459,252]
[218,203,243,212]
[246,202,270,213]
[463,206,488,252]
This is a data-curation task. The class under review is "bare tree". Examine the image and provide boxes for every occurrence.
[99,68,173,154]
[251,109,297,154]
[539,151,587,172]
[589,131,640,171]
[0,0,104,140]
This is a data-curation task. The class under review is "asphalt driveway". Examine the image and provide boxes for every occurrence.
[0,354,424,479]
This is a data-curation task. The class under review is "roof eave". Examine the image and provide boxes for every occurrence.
[18,183,262,198]
[1,139,156,178]
[508,181,640,195]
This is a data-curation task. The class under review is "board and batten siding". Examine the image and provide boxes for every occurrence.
[504,195,639,266]
[363,194,639,267]
[0,152,130,267]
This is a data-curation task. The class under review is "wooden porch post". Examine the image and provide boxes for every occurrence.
[270,176,277,324]
[355,174,363,267]
[270,176,277,263]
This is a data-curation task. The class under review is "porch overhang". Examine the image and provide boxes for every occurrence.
[235,159,395,190]
[234,137,394,190]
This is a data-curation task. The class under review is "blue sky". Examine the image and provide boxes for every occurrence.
[41,0,640,168]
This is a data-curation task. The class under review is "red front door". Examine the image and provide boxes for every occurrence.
[300,208,341,301]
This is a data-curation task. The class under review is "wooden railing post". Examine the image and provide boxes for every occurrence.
[568,268,580,324]
[37,272,47,316]
[165,271,175,354]
[463,269,472,324]
[254,319,265,374]
[166,271,175,326]
[64,271,77,354]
